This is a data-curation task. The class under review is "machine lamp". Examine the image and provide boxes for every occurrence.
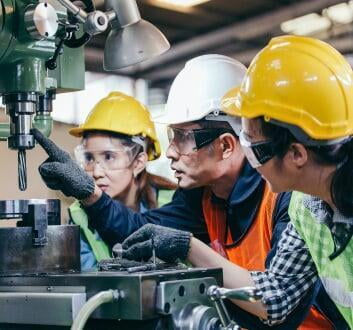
[57,0,170,70]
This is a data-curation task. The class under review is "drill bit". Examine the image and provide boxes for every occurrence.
[18,150,27,191]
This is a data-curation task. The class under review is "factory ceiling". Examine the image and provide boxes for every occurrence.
[85,0,351,88]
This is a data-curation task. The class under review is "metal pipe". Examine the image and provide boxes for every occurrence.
[213,299,233,327]
[71,289,120,330]
[0,114,53,141]
[33,114,53,138]
[0,123,10,141]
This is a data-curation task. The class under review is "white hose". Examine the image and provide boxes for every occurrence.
[71,289,119,330]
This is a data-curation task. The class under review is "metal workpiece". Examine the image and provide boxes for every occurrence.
[0,198,61,240]
[24,2,59,39]
[0,199,60,222]
[0,225,80,274]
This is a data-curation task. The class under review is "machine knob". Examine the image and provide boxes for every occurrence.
[25,3,59,39]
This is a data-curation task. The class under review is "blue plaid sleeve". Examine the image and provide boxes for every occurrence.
[250,222,318,325]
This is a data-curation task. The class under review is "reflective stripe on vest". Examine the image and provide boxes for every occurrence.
[202,183,332,329]
[290,191,353,328]
[69,201,111,262]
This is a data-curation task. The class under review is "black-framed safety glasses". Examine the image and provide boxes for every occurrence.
[239,130,275,168]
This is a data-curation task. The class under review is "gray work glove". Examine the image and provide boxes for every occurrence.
[122,224,192,263]
[32,128,95,200]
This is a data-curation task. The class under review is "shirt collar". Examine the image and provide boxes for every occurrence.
[209,160,262,206]
[227,160,262,205]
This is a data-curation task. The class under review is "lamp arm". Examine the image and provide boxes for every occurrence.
[56,0,88,23]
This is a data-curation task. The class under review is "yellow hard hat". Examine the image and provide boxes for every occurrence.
[69,92,161,160]
[222,35,353,142]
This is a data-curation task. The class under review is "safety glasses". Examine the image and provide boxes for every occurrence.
[74,144,140,171]
[167,127,233,155]
[238,130,275,168]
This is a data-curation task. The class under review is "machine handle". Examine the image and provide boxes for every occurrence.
[208,286,262,302]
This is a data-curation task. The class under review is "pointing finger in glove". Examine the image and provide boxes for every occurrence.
[31,128,71,162]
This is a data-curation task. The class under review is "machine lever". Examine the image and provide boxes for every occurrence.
[207,285,262,330]
[208,286,262,302]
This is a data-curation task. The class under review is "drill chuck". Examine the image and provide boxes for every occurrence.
[3,93,38,191]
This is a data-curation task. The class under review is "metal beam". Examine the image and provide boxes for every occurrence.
[136,48,259,84]
[85,0,350,86]
[85,33,353,85]
[142,35,353,84]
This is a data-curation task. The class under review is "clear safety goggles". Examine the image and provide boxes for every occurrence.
[74,144,140,171]
[167,127,232,156]
[239,130,275,168]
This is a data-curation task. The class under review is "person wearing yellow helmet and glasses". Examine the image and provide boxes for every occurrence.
[220,36,353,327]
[68,91,163,270]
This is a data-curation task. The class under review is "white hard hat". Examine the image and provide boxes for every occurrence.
[154,54,247,127]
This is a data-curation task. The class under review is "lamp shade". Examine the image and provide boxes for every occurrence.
[103,19,170,70]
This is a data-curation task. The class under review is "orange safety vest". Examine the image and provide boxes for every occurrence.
[202,183,333,330]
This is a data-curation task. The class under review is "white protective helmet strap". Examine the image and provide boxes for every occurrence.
[131,136,147,152]
[204,112,242,136]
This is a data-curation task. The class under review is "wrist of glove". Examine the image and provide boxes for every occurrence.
[32,128,95,200]
[122,224,192,263]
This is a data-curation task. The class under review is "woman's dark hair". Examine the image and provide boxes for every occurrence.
[259,118,353,218]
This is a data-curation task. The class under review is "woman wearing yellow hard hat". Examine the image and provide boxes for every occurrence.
[68,91,164,270]
[222,36,353,328]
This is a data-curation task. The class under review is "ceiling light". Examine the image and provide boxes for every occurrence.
[323,3,353,24]
[281,13,331,36]
[154,0,211,8]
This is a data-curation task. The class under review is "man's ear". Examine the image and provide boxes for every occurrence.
[219,133,237,160]
[286,143,308,168]
[133,152,148,178]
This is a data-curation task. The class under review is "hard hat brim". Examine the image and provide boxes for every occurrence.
[69,127,85,137]
[153,111,207,125]
[221,86,242,118]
